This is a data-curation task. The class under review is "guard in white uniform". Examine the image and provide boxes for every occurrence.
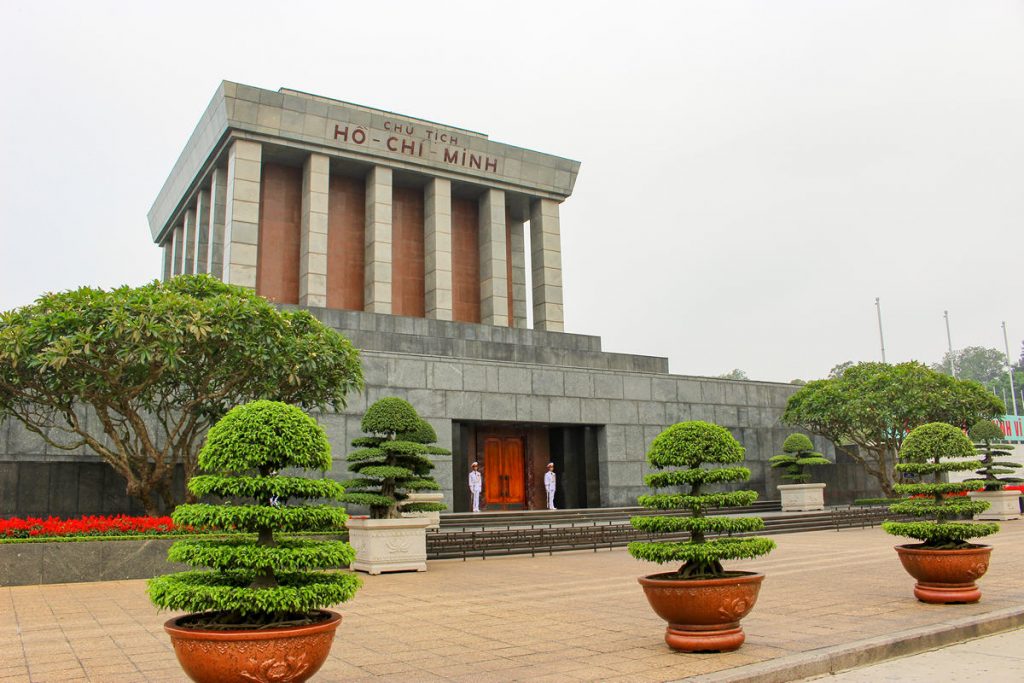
[544,462,557,510]
[469,462,483,512]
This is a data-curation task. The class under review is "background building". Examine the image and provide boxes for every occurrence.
[1,83,881,516]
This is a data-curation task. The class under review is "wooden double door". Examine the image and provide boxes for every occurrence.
[482,433,525,508]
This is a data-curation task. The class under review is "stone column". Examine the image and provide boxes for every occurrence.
[172,224,185,276]
[530,198,564,332]
[182,207,197,274]
[223,139,262,289]
[207,166,227,279]
[193,188,211,274]
[364,166,392,314]
[424,178,453,321]
[479,189,509,327]
[508,216,528,328]
[161,242,173,281]
[299,153,330,307]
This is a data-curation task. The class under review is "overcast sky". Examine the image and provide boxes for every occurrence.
[1,1,1021,383]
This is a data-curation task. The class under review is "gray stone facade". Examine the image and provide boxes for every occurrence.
[0,309,882,518]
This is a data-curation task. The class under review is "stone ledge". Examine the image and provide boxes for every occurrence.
[684,604,1024,683]
[0,538,186,587]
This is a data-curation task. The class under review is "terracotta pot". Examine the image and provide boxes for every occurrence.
[637,571,764,652]
[894,544,992,604]
[164,610,341,683]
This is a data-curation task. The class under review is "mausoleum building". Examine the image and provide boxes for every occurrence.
[0,82,881,518]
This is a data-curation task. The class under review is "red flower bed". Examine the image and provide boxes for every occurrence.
[912,484,1024,499]
[0,514,179,539]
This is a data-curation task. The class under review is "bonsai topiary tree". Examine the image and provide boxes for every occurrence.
[969,420,1023,492]
[768,434,831,483]
[628,421,775,578]
[883,422,998,549]
[147,400,361,628]
[341,398,447,519]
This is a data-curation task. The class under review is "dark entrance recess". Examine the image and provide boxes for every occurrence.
[452,422,601,512]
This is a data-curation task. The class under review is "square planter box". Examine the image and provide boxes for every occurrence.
[968,490,1022,521]
[777,483,826,512]
[346,516,430,575]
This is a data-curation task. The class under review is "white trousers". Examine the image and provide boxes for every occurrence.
[471,489,481,512]
[546,488,556,510]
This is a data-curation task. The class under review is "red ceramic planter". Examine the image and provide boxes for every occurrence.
[638,571,764,652]
[894,544,992,604]
[164,610,341,683]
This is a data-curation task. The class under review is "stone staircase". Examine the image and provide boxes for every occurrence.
[426,501,882,560]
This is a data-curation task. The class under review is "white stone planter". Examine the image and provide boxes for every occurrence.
[401,491,445,529]
[968,490,1022,521]
[346,516,430,575]
[777,483,826,512]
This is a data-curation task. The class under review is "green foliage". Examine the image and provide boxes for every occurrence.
[884,422,1000,548]
[342,398,449,519]
[148,571,361,618]
[970,420,1023,491]
[200,400,332,473]
[899,423,974,462]
[173,503,348,533]
[716,369,749,380]
[400,418,438,444]
[360,397,421,435]
[881,521,998,548]
[188,475,345,501]
[647,422,746,468]
[147,401,360,628]
[629,421,774,578]
[0,275,363,514]
[629,537,776,568]
[769,433,831,483]
[783,361,1004,497]
[932,347,1008,385]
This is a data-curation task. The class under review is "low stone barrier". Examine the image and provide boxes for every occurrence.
[0,538,187,586]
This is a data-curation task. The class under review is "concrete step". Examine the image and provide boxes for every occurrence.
[439,501,782,531]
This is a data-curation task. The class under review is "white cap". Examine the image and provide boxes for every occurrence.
[547,462,554,467]
[471,462,479,467]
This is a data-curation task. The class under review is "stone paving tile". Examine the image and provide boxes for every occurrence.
[2,524,1023,682]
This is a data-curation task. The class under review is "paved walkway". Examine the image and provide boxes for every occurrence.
[2,523,1023,682]
[801,626,1024,682]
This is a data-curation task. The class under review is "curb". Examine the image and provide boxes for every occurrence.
[680,605,1024,683]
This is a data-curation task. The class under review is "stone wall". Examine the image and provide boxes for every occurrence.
[0,311,883,517]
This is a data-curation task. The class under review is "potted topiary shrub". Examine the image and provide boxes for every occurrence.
[769,433,831,512]
[341,397,448,574]
[148,400,361,683]
[628,421,776,652]
[882,422,999,604]
[966,419,1023,520]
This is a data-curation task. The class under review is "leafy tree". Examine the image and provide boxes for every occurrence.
[0,275,363,515]
[828,361,856,379]
[768,434,831,483]
[628,421,775,579]
[969,420,1023,491]
[148,400,361,628]
[341,398,448,519]
[716,369,749,380]
[883,422,997,549]
[782,362,1004,497]
[932,346,1007,385]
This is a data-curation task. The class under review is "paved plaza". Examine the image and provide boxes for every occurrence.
[2,523,1023,682]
